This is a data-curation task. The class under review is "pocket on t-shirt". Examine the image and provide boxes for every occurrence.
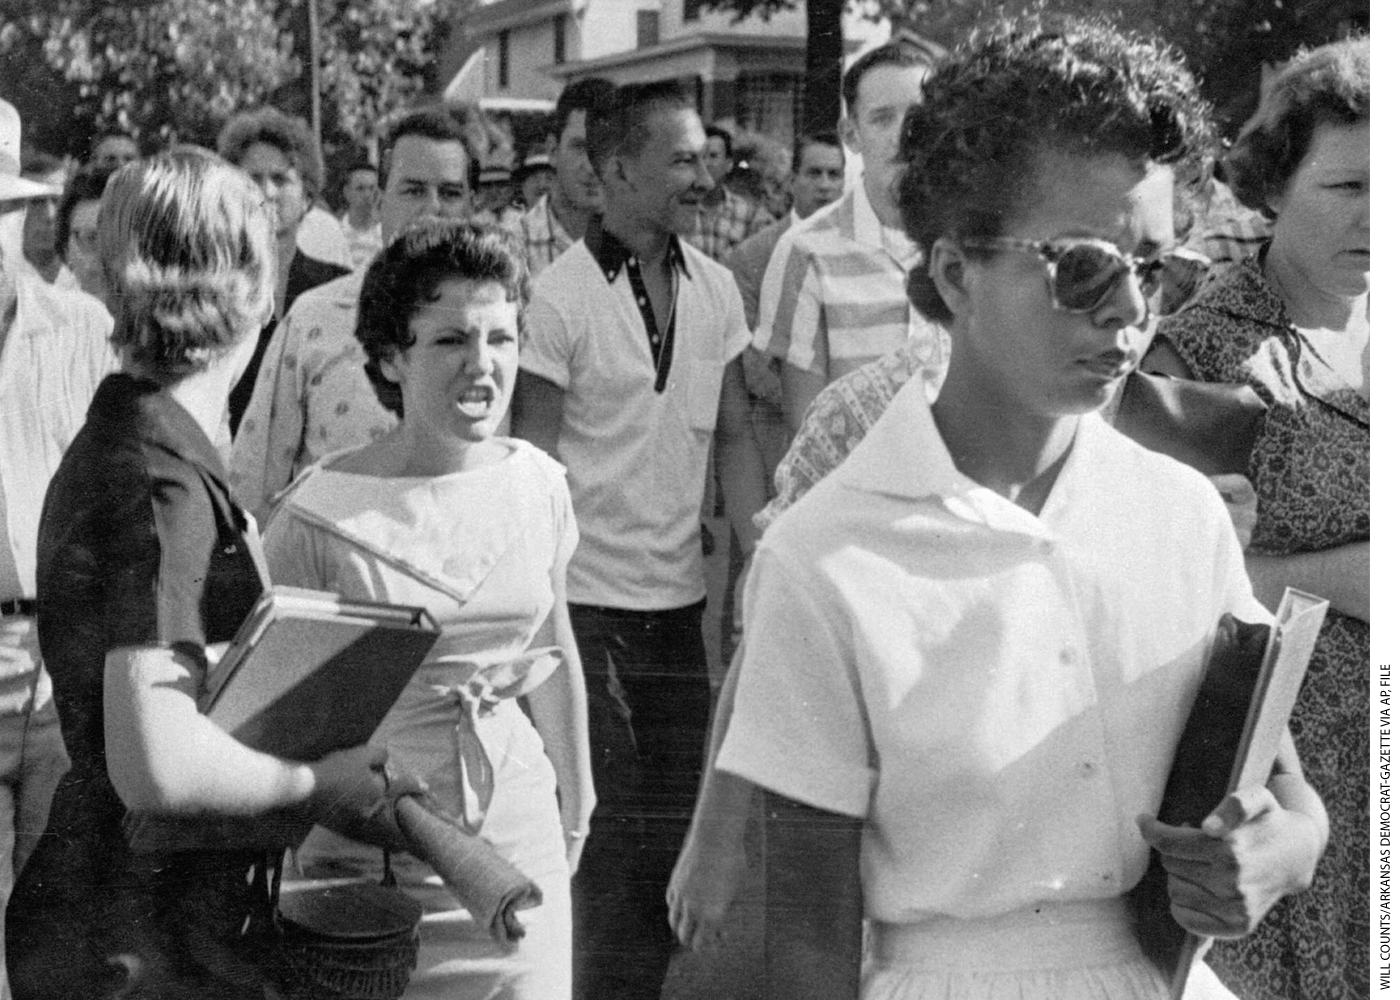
[686,362,724,432]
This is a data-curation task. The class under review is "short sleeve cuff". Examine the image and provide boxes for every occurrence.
[716,724,873,819]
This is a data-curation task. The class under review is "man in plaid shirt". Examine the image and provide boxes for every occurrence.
[687,125,776,265]
[501,77,614,275]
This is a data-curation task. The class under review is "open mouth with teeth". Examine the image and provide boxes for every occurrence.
[456,385,496,417]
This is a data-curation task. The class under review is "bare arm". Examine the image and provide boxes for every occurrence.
[1144,340,1368,619]
[1246,543,1368,622]
[669,640,760,948]
[521,563,595,873]
[104,645,393,826]
[511,371,565,461]
[715,358,768,561]
[765,791,864,1000]
[780,362,829,438]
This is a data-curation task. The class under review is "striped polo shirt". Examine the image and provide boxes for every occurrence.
[752,179,937,383]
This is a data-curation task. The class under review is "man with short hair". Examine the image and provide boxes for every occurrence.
[716,131,848,586]
[754,42,943,434]
[230,106,476,523]
[687,124,775,264]
[338,161,383,269]
[500,77,614,275]
[512,81,752,1000]
[0,98,116,998]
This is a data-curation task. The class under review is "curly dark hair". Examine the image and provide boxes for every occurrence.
[897,14,1218,322]
[356,218,530,418]
[216,106,323,198]
[1223,37,1368,220]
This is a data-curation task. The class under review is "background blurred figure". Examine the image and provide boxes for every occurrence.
[17,152,65,285]
[501,77,614,275]
[338,160,384,270]
[719,130,847,634]
[1148,37,1369,1000]
[217,106,350,430]
[87,130,139,171]
[687,124,774,265]
[53,163,115,302]
[0,97,115,1000]
[473,164,518,224]
[516,150,555,210]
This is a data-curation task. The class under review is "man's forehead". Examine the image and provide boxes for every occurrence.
[853,64,927,114]
[387,136,468,180]
[643,107,704,151]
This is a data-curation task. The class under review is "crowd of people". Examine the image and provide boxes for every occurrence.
[0,8,1368,1000]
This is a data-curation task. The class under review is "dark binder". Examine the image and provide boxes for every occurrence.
[124,585,441,852]
[1130,587,1329,997]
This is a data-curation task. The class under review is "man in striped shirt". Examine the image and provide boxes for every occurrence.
[753,42,942,433]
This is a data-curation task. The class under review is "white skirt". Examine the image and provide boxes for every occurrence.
[291,700,571,1000]
[863,898,1239,1000]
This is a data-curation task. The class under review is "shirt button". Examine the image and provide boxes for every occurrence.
[1059,647,1076,665]
[1080,761,1097,777]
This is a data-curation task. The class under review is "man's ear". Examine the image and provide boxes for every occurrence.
[928,238,973,319]
[838,116,859,156]
[604,152,629,189]
[379,352,405,387]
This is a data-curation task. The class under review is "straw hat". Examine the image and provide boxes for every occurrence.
[0,99,63,202]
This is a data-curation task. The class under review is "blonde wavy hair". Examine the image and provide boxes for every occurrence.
[99,147,276,384]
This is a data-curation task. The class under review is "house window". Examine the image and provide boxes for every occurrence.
[683,0,702,21]
[498,30,510,89]
[637,10,659,48]
[554,14,567,64]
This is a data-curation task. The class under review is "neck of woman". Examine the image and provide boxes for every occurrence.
[274,231,298,317]
[347,424,510,479]
[1264,245,1367,332]
[931,366,1079,516]
[122,354,234,449]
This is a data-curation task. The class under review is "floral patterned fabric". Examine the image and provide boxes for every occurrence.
[229,270,396,526]
[1159,254,1369,1000]
[754,337,940,532]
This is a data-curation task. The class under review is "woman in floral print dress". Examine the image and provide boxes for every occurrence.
[1149,37,1369,1000]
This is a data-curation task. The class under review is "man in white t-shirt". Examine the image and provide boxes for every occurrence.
[513,81,752,1000]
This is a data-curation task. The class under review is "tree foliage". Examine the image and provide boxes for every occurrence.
[693,0,1366,136]
[878,0,1367,132]
[0,0,447,156]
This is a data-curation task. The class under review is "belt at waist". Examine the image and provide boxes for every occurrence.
[869,897,1143,973]
[0,599,36,618]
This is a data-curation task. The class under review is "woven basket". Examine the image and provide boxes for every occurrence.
[275,879,423,1000]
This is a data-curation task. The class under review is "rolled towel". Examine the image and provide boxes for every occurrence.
[394,794,543,944]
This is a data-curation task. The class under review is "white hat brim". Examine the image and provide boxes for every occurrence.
[0,175,61,201]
